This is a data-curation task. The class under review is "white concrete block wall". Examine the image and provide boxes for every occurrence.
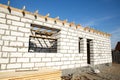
[0,4,112,71]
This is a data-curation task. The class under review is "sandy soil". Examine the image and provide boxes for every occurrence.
[62,63,120,80]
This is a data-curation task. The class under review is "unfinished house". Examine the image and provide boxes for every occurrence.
[0,3,112,79]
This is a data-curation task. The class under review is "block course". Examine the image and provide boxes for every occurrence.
[0,3,112,71]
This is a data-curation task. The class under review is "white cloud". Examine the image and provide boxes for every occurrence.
[82,16,117,27]
[110,28,120,49]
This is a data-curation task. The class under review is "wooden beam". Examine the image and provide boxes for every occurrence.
[30,35,57,40]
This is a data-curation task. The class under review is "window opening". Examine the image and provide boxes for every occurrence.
[29,24,60,53]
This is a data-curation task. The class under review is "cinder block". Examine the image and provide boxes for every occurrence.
[42,58,51,62]
[11,31,24,37]
[0,29,5,34]
[17,37,29,42]
[22,63,34,68]
[46,62,55,66]
[18,48,28,52]
[2,46,17,52]
[33,20,43,25]
[35,63,45,67]
[12,21,24,27]
[0,12,5,18]
[7,15,20,21]
[35,53,46,57]
[0,7,9,13]
[10,53,23,57]
[21,18,32,23]
[17,58,29,62]
[0,58,9,63]
[4,41,9,46]
[11,10,23,17]
[31,58,41,62]
[43,23,52,27]
[0,18,6,24]
[18,27,30,33]
[26,13,35,19]
[9,25,17,31]
[0,24,9,29]
[25,23,31,28]
[7,20,12,24]
[10,42,23,47]
[52,58,60,61]
[1,64,6,69]
[61,65,68,69]
[10,58,16,63]
[5,30,10,35]
[2,36,16,41]
[23,53,35,57]
[7,63,21,69]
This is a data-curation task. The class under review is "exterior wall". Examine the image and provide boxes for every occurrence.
[0,4,112,71]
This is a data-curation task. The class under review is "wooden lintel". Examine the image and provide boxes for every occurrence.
[30,35,56,40]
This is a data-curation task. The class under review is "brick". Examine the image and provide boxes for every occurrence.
[0,24,9,29]
[2,46,17,52]
[18,27,30,33]
[10,42,23,47]
[11,31,24,37]
[18,48,28,52]
[17,37,29,42]
[10,53,23,57]
[17,58,29,62]
[2,36,16,41]
[23,53,35,57]
[0,12,5,18]
[7,63,21,69]
[0,29,5,34]
[0,58,9,63]
[22,63,34,68]
[0,18,6,24]
[12,21,24,27]
[7,15,20,21]
[31,58,41,62]
[21,18,32,23]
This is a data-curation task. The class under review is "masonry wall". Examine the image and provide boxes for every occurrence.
[0,4,112,71]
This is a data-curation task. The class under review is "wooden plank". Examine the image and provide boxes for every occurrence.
[30,35,57,40]
[0,69,61,80]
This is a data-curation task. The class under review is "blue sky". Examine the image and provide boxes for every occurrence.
[0,0,120,49]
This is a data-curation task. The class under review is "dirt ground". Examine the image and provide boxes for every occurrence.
[62,63,120,80]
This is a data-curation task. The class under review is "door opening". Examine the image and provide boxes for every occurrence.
[87,39,91,64]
